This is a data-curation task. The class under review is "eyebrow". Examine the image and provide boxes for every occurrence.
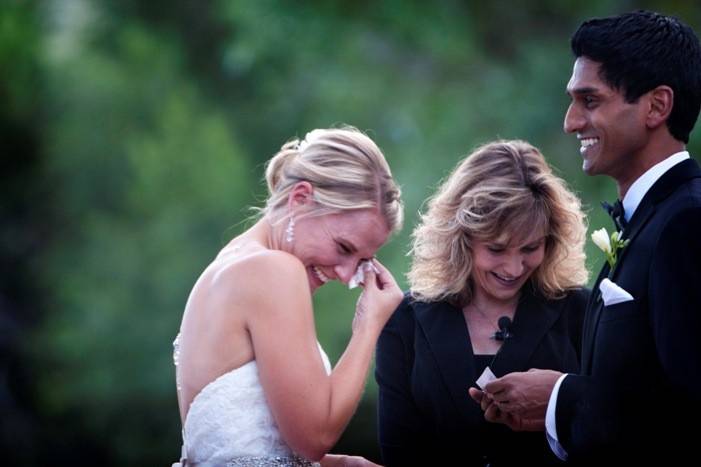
[493,236,546,249]
[523,237,546,247]
[567,86,600,96]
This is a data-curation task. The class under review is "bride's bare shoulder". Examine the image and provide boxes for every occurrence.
[218,247,303,280]
[201,246,307,303]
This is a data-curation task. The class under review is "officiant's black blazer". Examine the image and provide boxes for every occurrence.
[376,285,588,467]
[556,158,701,465]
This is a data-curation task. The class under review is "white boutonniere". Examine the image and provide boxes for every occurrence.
[591,227,629,268]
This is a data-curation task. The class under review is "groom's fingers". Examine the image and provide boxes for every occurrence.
[484,403,503,423]
[484,376,508,394]
[468,387,483,404]
[519,417,545,432]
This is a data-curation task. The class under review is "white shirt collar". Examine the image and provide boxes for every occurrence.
[621,151,689,221]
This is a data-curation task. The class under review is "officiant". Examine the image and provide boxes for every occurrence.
[375,140,590,466]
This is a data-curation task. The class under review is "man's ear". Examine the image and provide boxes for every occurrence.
[646,85,674,129]
[287,181,314,209]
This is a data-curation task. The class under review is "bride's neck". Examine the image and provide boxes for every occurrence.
[232,217,281,251]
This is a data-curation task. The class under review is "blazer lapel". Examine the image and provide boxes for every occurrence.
[490,285,563,376]
[413,286,565,421]
[414,301,477,420]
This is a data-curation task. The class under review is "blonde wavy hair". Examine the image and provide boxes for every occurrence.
[409,140,587,306]
[261,126,403,234]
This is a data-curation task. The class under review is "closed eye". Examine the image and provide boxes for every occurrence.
[582,95,598,109]
[521,238,545,253]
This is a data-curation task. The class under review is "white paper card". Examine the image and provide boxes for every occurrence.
[476,366,497,390]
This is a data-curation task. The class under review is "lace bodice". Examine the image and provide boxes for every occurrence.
[174,335,331,466]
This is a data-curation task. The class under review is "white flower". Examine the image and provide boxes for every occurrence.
[591,228,611,254]
[591,226,630,269]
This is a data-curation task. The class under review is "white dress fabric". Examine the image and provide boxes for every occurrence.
[173,334,331,467]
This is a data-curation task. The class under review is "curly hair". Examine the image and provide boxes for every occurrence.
[408,140,587,306]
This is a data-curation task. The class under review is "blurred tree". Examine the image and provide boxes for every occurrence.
[0,1,45,465]
[32,12,252,465]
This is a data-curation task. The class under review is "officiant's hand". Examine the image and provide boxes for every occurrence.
[469,387,545,432]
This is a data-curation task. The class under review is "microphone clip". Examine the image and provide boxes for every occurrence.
[493,316,514,341]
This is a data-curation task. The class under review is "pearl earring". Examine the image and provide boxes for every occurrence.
[285,216,295,243]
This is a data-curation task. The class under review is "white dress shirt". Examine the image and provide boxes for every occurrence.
[545,151,690,460]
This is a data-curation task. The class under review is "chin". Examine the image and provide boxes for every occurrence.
[582,159,595,174]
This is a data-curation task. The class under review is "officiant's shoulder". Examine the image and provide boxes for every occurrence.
[562,287,589,324]
[566,287,590,307]
[380,292,417,329]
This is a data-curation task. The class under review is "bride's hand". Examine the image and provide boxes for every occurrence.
[353,259,402,334]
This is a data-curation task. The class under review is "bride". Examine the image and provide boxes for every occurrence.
[173,127,404,466]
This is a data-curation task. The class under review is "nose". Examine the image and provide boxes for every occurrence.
[563,103,584,134]
[503,254,525,277]
[334,261,359,285]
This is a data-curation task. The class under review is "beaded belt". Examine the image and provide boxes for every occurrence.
[225,455,320,467]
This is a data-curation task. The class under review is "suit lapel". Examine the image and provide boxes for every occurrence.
[582,158,701,372]
[582,204,656,370]
[616,159,701,273]
[581,264,609,372]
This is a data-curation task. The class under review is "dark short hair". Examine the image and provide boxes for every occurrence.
[571,10,701,143]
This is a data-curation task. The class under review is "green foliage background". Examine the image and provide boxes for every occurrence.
[2,1,700,465]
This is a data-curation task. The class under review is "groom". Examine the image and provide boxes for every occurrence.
[471,10,701,464]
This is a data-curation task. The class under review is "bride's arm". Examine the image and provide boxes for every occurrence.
[238,251,400,461]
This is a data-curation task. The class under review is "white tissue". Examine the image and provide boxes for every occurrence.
[348,260,379,289]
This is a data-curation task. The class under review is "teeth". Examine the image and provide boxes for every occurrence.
[494,273,517,282]
[312,266,329,283]
[579,137,598,151]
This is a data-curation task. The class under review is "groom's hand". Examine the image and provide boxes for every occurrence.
[483,369,561,419]
[468,387,545,432]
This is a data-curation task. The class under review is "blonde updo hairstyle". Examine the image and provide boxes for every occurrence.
[409,140,587,306]
[263,126,403,234]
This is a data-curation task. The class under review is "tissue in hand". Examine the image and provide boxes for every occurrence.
[348,260,379,289]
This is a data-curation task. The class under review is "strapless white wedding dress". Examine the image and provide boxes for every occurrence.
[173,334,331,467]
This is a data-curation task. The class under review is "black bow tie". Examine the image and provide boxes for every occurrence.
[601,200,627,232]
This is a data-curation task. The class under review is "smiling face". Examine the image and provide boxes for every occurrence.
[470,230,546,306]
[564,57,650,185]
[292,209,390,293]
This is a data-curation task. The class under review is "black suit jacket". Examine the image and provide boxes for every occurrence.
[556,158,701,464]
[376,285,588,467]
